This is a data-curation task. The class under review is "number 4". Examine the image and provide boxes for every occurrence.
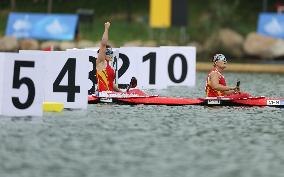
[53,58,80,102]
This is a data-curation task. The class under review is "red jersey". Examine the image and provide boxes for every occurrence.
[205,68,227,97]
[96,62,115,92]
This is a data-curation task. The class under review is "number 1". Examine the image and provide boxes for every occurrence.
[142,52,156,84]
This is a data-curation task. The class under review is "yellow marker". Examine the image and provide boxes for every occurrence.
[150,0,171,28]
[42,102,64,112]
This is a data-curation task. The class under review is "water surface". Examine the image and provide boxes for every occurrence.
[0,72,284,177]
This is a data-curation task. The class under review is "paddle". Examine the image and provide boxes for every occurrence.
[236,80,240,87]
[236,80,240,93]
[126,77,137,92]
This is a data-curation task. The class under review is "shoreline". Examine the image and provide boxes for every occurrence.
[196,62,284,74]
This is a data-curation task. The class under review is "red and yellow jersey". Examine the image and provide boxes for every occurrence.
[205,68,227,97]
[96,62,115,92]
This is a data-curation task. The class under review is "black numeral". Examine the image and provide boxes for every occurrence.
[53,58,80,102]
[142,52,156,84]
[118,53,130,78]
[118,51,188,85]
[12,61,35,109]
[88,56,96,94]
[168,54,187,83]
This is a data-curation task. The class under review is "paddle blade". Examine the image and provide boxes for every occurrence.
[236,81,240,87]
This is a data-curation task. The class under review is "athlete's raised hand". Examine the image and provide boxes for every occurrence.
[105,22,111,29]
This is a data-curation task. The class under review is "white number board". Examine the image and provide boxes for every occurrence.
[118,47,166,89]
[0,53,44,117]
[21,50,90,109]
[66,48,98,94]
[67,48,119,93]
[117,46,196,89]
[0,54,5,115]
[161,46,196,87]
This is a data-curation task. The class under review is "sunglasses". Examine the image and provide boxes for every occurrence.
[220,59,227,63]
[214,58,227,63]
[105,49,113,57]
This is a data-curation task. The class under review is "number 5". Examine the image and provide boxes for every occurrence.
[12,61,35,109]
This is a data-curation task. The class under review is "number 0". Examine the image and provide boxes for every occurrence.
[168,54,187,83]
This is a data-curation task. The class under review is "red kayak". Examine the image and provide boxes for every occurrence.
[232,97,284,107]
[88,89,202,105]
[200,96,284,107]
[88,89,150,104]
[88,89,284,107]
[88,95,100,104]
[115,96,203,105]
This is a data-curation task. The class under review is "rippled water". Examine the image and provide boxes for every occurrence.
[0,72,284,177]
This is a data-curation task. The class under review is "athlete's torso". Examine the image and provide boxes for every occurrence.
[205,68,226,97]
[96,62,115,92]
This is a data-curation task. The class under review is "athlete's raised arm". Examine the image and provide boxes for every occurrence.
[97,22,110,63]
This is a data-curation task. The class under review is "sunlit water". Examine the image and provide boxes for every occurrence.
[0,72,284,177]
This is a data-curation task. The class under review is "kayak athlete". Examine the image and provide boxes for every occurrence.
[205,54,250,98]
[96,22,121,92]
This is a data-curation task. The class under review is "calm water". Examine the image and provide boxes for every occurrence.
[0,72,284,177]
